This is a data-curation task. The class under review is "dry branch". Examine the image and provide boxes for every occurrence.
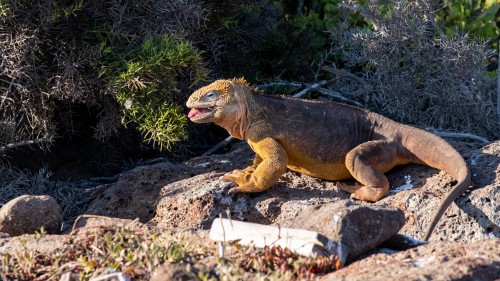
[0,138,52,153]
[293,79,336,98]
[339,0,380,30]
[316,87,365,108]
[434,132,490,144]
[203,136,234,156]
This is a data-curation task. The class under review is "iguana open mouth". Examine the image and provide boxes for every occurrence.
[188,107,214,119]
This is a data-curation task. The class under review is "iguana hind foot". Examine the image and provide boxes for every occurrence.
[344,140,399,201]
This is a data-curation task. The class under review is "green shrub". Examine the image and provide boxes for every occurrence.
[107,35,208,150]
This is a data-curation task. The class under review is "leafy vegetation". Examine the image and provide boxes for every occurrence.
[0,226,341,280]
[108,35,208,150]
[436,0,500,48]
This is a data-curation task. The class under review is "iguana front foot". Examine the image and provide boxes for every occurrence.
[223,169,251,185]
[223,169,260,193]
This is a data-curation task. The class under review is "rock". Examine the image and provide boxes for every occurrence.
[150,263,201,281]
[377,234,426,251]
[284,201,405,260]
[0,234,66,255]
[70,214,148,233]
[85,162,197,222]
[151,169,348,230]
[88,140,498,247]
[0,195,63,236]
[321,238,500,281]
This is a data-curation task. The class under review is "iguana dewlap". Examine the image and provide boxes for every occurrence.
[186,78,471,240]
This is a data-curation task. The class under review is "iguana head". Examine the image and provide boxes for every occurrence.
[186,78,253,139]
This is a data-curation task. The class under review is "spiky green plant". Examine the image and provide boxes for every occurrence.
[106,35,208,150]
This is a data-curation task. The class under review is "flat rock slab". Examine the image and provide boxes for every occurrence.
[209,218,345,261]
[0,234,66,255]
[85,162,197,222]
[322,238,500,281]
[70,215,149,233]
[0,195,62,236]
[284,200,405,260]
[151,170,348,229]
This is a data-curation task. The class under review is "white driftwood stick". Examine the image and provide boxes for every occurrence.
[209,218,346,263]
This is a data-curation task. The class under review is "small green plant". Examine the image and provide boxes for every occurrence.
[107,35,208,150]
[0,227,198,280]
[0,0,8,17]
[50,0,84,22]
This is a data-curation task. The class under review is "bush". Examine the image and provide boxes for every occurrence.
[0,0,208,152]
[326,0,498,138]
[210,0,321,82]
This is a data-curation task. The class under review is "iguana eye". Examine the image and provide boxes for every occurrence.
[204,90,218,101]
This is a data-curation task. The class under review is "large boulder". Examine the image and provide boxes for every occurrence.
[285,201,405,260]
[0,195,62,236]
[84,162,197,222]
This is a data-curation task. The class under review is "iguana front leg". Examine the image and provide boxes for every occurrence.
[223,138,287,193]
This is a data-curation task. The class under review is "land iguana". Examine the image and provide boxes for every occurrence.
[186,78,471,241]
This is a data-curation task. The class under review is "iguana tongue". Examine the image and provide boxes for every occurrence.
[188,108,210,118]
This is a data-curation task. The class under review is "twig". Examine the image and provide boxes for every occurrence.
[293,79,336,98]
[203,136,234,156]
[257,82,302,89]
[296,0,304,16]
[315,87,366,108]
[339,1,380,30]
[433,131,489,144]
[0,138,52,153]
[322,66,369,86]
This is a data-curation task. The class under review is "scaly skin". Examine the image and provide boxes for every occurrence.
[186,78,471,240]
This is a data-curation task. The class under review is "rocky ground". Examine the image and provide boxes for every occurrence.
[0,139,499,280]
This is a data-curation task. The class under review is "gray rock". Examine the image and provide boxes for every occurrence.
[70,214,148,233]
[321,238,500,281]
[150,263,201,281]
[0,195,62,236]
[284,200,405,260]
[85,162,195,222]
[0,233,66,255]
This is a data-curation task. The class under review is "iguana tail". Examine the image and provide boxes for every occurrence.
[400,126,471,241]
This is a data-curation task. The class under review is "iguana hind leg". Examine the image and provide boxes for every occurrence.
[341,140,402,202]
